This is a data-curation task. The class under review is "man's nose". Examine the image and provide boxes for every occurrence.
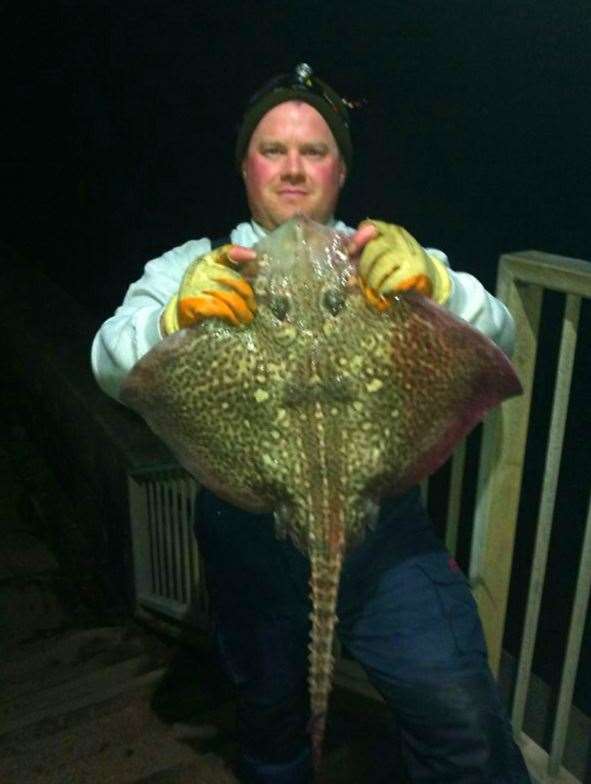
[281,150,305,179]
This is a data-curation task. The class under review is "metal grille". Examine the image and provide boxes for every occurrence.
[128,470,207,627]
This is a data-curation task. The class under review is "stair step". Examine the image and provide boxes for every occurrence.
[0,654,165,737]
[2,626,158,698]
[0,687,234,784]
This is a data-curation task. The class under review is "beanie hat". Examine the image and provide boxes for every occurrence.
[235,63,353,171]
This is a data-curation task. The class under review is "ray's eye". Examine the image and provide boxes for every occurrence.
[270,293,290,321]
[323,288,346,316]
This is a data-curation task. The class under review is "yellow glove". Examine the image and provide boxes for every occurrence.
[161,245,256,335]
[358,220,451,309]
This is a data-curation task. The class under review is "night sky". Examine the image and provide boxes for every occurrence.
[5,1,591,708]
[5,1,590,314]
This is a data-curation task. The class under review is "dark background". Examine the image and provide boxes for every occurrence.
[5,0,590,313]
[4,0,591,709]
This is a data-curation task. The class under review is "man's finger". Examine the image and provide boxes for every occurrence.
[346,223,378,258]
[226,245,257,264]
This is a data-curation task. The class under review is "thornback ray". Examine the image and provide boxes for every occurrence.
[121,216,522,775]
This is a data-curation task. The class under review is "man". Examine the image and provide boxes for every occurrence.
[92,64,530,783]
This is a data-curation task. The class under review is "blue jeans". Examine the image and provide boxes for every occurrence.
[195,488,531,783]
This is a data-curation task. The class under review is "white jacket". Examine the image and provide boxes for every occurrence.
[91,219,515,401]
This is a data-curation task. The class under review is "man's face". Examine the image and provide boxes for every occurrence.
[242,101,347,231]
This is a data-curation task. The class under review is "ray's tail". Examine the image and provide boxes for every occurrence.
[307,546,344,774]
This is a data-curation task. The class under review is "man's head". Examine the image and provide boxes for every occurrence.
[236,64,352,231]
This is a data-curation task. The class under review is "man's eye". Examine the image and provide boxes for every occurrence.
[263,147,282,156]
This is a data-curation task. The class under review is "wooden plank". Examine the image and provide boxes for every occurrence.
[500,251,591,297]
[471,275,543,673]
[549,492,591,775]
[519,733,581,784]
[2,627,140,693]
[0,657,165,736]
[512,294,581,735]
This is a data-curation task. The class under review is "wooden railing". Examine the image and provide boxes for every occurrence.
[468,250,591,783]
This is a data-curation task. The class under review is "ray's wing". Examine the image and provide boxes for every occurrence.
[368,291,522,497]
[120,322,277,512]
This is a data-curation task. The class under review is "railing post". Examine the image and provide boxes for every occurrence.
[470,264,543,674]
[511,294,581,737]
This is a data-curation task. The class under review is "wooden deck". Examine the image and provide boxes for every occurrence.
[0,621,404,784]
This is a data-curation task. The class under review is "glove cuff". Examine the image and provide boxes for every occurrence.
[161,294,180,336]
[429,255,452,305]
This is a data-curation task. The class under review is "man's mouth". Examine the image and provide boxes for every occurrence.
[278,189,308,196]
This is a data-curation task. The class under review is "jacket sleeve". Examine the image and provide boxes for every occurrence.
[426,248,515,356]
[91,238,210,401]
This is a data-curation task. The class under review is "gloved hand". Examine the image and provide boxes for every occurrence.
[357,220,452,310]
[161,245,256,335]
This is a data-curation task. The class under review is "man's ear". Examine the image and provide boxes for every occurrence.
[339,164,347,189]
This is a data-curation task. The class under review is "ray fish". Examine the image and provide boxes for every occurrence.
[121,216,522,775]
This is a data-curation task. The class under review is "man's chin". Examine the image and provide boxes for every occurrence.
[275,207,328,227]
